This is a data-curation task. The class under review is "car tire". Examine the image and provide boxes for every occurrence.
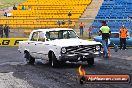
[87,58,94,66]
[24,52,35,65]
[51,52,58,67]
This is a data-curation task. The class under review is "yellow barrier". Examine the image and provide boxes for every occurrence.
[0,38,28,46]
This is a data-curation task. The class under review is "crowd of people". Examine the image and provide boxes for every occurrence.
[4,5,32,17]
[79,22,93,38]
[13,5,31,10]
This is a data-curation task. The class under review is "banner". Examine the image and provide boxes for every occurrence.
[0,38,28,46]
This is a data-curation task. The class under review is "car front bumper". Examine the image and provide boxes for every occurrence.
[58,51,103,62]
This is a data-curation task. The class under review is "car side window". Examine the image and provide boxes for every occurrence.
[63,31,68,39]
[68,31,77,38]
[46,32,50,41]
[31,32,39,41]
[38,32,45,42]
[110,33,119,38]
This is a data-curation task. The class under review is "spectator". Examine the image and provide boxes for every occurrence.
[57,20,61,27]
[22,5,26,10]
[13,5,17,10]
[99,21,111,58]
[4,24,10,38]
[0,24,3,38]
[68,11,72,16]
[4,12,7,17]
[119,25,128,50]
[88,26,93,39]
[28,6,31,10]
[62,20,65,25]
[79,22,85,37]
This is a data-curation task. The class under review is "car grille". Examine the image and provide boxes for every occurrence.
[65,45,96,54]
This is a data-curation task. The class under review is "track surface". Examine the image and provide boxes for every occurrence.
[0,47,132,88]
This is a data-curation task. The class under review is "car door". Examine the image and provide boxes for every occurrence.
[126,32,132,46]
[29,31,39,58]
[35,31,48,59]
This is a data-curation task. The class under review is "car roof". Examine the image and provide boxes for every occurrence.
[111,31,130,34]
[32,28,73,33]
[111,32,119,34]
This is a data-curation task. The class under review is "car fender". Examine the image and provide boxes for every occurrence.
[24,48,30,54]
[48,48,61,60]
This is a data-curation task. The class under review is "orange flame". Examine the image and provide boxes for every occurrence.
[78,66,86,76]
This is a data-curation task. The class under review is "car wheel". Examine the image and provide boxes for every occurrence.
[51,52,58,67]
[87,58,94,66]
[24,52,35,65]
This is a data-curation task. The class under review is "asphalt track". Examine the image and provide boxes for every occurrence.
[0,47,132,88]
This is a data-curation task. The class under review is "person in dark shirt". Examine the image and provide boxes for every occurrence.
[4,24,10,38]
[4,12,7,17]
[99,21,111,58]
[0,24,3,38]
[13,5,17,10]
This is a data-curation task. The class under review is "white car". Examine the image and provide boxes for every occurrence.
[18,28,102,67]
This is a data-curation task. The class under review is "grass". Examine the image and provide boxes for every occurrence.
[0,0,25,9]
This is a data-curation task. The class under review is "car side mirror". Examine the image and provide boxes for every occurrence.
[77,35,79,38]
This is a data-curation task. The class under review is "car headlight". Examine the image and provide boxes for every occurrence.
[61,48,67,54]
[96,45,100,50]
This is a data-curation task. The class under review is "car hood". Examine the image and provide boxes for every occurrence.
[45,38,101,47]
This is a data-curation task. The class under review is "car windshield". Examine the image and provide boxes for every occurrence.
[45,30,78,40]
[110,33,119,38]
